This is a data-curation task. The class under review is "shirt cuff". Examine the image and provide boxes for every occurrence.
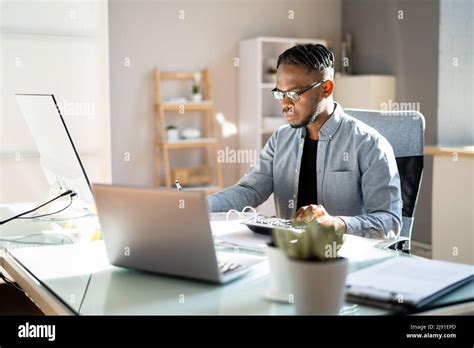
[337,216,353,235]
[337,215,386,239]
[334,216,348,235]
[207,195,215,212]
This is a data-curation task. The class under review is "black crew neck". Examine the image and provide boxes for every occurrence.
[297,136,319,210]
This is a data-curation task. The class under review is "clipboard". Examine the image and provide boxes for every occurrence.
[345,256,474,312]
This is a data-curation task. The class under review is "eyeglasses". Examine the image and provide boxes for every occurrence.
[271,80,326,101]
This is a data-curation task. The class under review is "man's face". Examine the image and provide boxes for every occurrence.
[276,64,325,128]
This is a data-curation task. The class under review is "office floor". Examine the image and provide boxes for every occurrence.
[0,281,44,315]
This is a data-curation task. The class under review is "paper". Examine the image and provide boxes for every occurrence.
[210,222,395,257]
[210,220,270,251]
[210,220,250,236]
[338,234,395,271]
[338,234,384,257]
[347,256,474,305]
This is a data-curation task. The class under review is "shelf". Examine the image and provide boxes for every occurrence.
[161,184,222,194]
[178,185,222,194]
[160,72,196,80]
[158,101,213,111]
[158,137,218,149]
[154,68,223,189]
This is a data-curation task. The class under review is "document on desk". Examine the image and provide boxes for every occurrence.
[346,256,474,309]
[210,220,270,251]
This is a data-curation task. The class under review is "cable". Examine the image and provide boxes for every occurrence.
[0,190,74,225]
[0,271,25,293]
[18,193,75,220]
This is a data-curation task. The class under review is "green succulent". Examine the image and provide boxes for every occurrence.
[273,219,345,261]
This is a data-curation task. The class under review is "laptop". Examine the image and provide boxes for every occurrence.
[92,184,265,283]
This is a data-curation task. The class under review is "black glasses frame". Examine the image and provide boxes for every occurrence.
[271,80,326,101]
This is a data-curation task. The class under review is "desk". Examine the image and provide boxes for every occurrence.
[0,207,472,315]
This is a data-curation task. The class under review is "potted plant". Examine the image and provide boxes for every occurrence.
[166,125,179,142]
[192,71,202,102]
[272,219,348,315]
[264,241,293,303]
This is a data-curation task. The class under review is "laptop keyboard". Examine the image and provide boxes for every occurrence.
[218,261,242,274]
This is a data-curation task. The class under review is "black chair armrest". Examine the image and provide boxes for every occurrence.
[375,237,411,254]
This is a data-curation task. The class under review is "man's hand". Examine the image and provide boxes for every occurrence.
[294,204,347,233]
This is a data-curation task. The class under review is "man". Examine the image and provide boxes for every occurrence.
[208,44,402,239]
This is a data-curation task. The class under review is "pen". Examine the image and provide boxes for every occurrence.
[175,180,183,191]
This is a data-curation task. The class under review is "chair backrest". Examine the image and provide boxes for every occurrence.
[345,108,425,244]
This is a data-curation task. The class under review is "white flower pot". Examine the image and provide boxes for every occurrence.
[264,246,292,303]
[287,257,348,315]
[167,129,179,142]
[192,93,202,102]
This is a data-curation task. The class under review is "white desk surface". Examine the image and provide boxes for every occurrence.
[5,240,393,315]
[1,208,472,315]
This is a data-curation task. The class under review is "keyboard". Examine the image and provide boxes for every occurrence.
[241,215,302,236]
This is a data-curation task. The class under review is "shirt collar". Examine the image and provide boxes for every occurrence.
[299,102,343,140]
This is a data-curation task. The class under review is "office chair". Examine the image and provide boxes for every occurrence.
[345,108,425,253]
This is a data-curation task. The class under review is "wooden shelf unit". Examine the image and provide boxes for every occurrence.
[154,69,223,192]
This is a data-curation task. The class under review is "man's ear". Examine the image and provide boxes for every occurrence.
[323,80,335,98]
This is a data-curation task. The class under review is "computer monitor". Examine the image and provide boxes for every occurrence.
[15,94,94,218]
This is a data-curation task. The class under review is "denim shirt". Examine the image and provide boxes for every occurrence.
[208,103,402,240]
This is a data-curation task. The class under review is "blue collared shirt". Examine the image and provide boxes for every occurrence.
[208,103,402,240]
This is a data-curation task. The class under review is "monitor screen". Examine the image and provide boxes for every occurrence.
[15,94,94,205]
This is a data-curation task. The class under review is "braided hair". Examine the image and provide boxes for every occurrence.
[277,44,335,80]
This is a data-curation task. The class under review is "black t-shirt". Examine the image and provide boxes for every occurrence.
[296,135,318,210]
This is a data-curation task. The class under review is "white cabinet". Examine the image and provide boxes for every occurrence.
[333,74,396,109]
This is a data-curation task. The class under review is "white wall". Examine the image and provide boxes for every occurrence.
[431,0,474,264]
[437,0,473,146]
[0,0,111,204]
[108,0,341,187]
[341,0,440,246]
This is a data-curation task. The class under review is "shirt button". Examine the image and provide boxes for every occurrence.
[295,169,298,174]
